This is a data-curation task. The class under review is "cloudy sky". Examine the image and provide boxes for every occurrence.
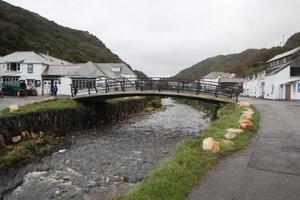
[4,0,300,76]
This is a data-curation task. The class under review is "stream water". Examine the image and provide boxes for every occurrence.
[0,98,210,200]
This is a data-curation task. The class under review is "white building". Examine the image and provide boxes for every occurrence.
[0,51,136,96]
[243,47,300,100]
[202,72,236,84]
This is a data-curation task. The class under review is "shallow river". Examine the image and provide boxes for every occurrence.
[0,98,210,200]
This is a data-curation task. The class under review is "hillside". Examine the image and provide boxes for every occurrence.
[175,32,300,79]
[0,0,123,63]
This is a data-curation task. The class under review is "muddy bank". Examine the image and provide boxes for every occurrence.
[0,98,210,200]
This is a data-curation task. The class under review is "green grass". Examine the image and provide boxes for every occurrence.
[116,104,259,200]
[1,98,78,116]
[0,135,61,169]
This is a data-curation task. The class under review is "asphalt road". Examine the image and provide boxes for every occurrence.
[188,98,300,200]
[0,95,59,114]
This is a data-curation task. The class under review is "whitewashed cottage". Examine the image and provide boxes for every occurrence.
[243,47,300,100]
[0,51,136,96]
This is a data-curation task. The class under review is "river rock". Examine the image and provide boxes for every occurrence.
[21,130,32,140]
[221,139,234,146]
[64,159,72,166]
[227,128,244,135]
[225,132,237,139]
[202,137,220,153]
[9,104,20,112]
[12,135,22,143]
[237,101,250,108]
[39,131,45,138]
[31,132,39,139]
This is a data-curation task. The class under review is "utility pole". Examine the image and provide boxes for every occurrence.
[282,34,285,46]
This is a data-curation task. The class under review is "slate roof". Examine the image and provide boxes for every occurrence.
[219,78,244,83]
[42,64,103,78]
[43,62,135,79]
[0,51,72,65]
[203,72,235,79]
[266,47,300,63]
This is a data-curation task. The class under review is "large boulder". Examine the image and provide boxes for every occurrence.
[9,104,20,112]
[240,113,253,121]
[239,119,253,130]
[225,132,237,139]
[227,128,244,135]
[221,139,234,146]
[237,101,250,108]
[202,137,220,153]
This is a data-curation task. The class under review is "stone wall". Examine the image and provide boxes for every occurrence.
[0,98,149,144]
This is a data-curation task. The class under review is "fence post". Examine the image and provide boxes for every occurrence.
[105,80,108,93]
[150,80,153,90]
[182,82,185,92]
[140,81,143,91]
[70,84,74,97]
[122,78,125,92]
[177,80,180,93]
[215,86,218,98]
[196,80,200,95]
[158,78,161,92]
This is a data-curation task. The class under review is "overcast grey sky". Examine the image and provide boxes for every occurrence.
[4,0,300,76]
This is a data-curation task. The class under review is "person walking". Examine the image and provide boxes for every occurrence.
[52,83,58,97]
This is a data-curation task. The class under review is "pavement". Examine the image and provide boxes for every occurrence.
[188,98,300,200]
[0,95,60,114]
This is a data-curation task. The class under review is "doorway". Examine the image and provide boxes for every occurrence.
[285,84,291,101]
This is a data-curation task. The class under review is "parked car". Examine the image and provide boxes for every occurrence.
[1,81,28,96]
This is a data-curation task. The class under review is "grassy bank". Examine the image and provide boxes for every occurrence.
[116,103,259,200]
[1,98,78,116]
[0,135,63,169]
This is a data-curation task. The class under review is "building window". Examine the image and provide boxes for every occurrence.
[72,79,96,89]
[112,67,121,72]
[290,67,300,76]
[6,62,20,71]
[27,79,35,87]
[27,64,33,73]
[35,80,41,87]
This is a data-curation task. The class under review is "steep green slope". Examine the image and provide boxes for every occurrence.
[175,32,300,79]
[0,0,122,63]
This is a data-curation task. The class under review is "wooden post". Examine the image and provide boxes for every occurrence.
[122,78,125,92]
[159,78,161,92]
[70,84,74,97]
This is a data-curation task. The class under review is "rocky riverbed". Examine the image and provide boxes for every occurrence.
[0,98,210,200]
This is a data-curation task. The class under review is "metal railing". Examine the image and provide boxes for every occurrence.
[70,77,240,101]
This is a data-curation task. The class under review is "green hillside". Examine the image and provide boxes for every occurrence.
[175,32,300,79]
[0,0,123,63]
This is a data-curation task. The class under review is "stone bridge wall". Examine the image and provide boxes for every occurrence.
[0,98,149,144]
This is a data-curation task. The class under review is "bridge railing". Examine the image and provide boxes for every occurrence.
[70,77,240,101]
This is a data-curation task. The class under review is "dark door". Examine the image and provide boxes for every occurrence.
[285,84,291,101]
